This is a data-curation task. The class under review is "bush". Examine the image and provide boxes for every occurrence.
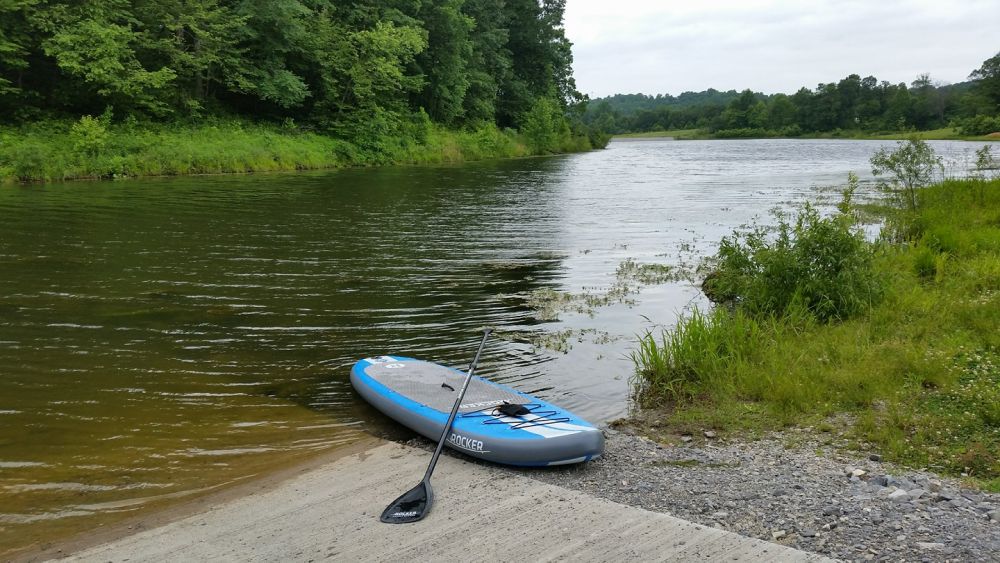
[955,115,1000,136]
[70,114,110,158]
[870,138,943,212]
[707,178,882,322]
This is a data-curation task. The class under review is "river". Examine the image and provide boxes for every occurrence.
[0,138,991,553]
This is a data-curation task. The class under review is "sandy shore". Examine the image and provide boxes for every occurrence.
[22,437,827,562]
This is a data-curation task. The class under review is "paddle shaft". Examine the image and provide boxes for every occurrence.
[422,329,492,482]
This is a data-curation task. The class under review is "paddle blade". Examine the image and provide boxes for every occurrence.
[380,480,433,524]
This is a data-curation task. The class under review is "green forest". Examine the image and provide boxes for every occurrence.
[586,51,1000,139]
[0,0,607,182]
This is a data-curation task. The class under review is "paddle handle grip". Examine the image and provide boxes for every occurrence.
[423,329,492,482]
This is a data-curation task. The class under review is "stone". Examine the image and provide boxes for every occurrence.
[907,488,927,501]
[851,468,867,478]
[869,453,882,462]
[800,529,818,538]
[822,506,840,516]
[927,479,942,493]
[703,430,717,439]
[680,435,693,443]
[988,510,999,522]
[916,542,946,550]
[772,530,787,540]
[888,489,910,503]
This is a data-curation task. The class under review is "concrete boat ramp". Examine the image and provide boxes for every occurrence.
[53,440,830,562]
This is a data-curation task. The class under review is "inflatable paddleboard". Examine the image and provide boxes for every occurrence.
[351,356,604,466]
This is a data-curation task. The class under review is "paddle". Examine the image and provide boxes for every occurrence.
[380,329,493,524]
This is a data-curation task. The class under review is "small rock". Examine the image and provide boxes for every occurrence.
[852,468,867,478]
[711,511,729,520]
[908,488,926,501]
[888,489,910,503]
[772,530,787,540]
[772,488,789,497]
[680,435,693,443]
[800,529,818,538]
[927,479,942,493]
[844,466,857,477]
[916,542,945,550]
[822,506,840,516]
[871,475,889,487]
[822,522,838,531]
[869,453,882,462]
[988,510,999,522]
[703,430,717,439]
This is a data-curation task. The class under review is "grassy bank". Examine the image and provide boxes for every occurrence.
[0,117,602,183]
[613,127,998,141]
[613,129,705,140]
[632,175,1000,490]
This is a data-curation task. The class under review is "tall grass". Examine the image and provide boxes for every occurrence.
[0,115,597,183]
[633,177,1000,487]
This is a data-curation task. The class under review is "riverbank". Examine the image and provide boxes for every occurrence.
[0,118,604,184]
[632,175,1000,491]
[614,127,999,141]
[522,425,1000,562]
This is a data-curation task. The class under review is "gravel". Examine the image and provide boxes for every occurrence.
[513,426,1000,562]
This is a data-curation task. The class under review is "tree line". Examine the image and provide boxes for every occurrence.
[586,51,1000,138]
[0,0,600,153]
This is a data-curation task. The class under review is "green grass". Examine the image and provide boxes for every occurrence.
[0,117,599,183]
[613,129,705,140]
[632,178,1000,489]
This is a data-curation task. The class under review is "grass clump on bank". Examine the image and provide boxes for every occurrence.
[632,146,1000,489]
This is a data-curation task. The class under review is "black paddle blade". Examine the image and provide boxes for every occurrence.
[380,480,433,524]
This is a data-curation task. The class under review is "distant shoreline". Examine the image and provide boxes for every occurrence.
[614,127,999,142]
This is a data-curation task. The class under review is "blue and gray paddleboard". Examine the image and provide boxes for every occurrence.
[351,356,604,466]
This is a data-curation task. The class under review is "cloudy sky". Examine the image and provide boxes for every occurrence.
[563,0,1000,98]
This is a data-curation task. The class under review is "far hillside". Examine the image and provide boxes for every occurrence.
[584,51,1000,139]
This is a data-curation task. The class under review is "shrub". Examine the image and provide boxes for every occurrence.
[955,115,1000,136]
[870,138,943,212]
[707,183,882,322]
[975,145,999,179]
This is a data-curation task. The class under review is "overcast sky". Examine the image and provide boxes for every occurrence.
[563,0,1000,98]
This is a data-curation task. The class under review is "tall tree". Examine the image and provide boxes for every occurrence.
[228,0,312,109]
[461,0,510,124]
[0,0,35,101]
[412,0,472,125]
[133,0,248,113]
[970,50,1000,113]
[40,2,176,114]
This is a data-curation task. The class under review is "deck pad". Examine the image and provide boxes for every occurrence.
[363,357,529,414]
